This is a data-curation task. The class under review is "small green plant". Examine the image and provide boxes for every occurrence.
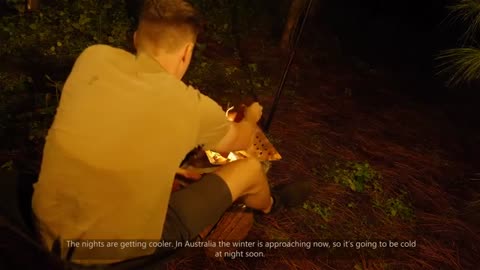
[347,202,356,208]
[1,160,14,171]
[248,63,258,73]
[329,162,381,192]
[384,195,414,220]
[373,192,414,221]
[303,201,331,222]
[225,66,240,77]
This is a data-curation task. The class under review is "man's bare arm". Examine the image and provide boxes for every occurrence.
[211,102,262,153]
[211,119,256,153]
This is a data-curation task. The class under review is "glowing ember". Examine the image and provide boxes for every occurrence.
[227,152,238,161]
[205,105,281,165]
[205,127,281,165]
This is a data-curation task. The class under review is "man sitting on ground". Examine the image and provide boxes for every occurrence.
[32,0,310,265]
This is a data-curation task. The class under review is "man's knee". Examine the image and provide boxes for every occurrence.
[235,158,266,183]
[237,158,267,192]
[213,158,266,200]
[243,158,263,173]
[218,158,263,177]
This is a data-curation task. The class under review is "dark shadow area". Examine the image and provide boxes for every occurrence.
[318,0,480,103]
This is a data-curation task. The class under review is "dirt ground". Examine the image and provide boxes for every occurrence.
[164,21,480,270]
[1,3,479,269]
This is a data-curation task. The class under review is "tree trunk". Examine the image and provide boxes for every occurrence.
[27,0,40,11]
[280,0,306,50]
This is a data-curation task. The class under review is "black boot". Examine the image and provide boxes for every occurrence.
[269,181,312,213]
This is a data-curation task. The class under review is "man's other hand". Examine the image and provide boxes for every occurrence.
[245,102,263,123]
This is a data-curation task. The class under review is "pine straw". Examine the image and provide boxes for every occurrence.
[276,97,475,269]
[164,88,479,269]
[164,41,479,270]
[258,91,478,269]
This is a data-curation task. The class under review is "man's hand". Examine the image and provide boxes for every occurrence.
[211,102,263,153]
[244,102,263,123]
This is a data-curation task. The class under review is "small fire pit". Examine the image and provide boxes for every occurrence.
[178,105,282,176]
[204,105,282,165]
[205,126,281,165]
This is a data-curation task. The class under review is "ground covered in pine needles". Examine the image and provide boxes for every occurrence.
[1,2,479,269]
[165,21,480,270]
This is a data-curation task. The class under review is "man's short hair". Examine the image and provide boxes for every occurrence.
[136,0,203,53]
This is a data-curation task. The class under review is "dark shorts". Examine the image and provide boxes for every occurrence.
[160,173,232,244]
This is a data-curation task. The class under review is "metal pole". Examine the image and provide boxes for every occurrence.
[262,0,314,132]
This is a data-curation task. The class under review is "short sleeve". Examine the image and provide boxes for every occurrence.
[193,88,230,150]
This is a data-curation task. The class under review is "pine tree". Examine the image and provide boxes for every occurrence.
[437,0,480,87]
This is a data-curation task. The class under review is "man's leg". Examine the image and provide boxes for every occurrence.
[213,158,273,213]
[161,158,271,244]
[161,157,310,247]
[211,157,312,217]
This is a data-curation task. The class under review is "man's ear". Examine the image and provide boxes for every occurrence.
[133,31,138,50]
[182,42,195,63]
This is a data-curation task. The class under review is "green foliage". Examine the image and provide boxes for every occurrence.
[384,196,414,220]
[248,63,258,73]
[247,63,271,89]
[0,1,132,145]
[437,0,480,86]
[372,190,414,221]
[185,58,213,87]
[303,201,332,221]
[447,0,480,42]
[0,71,32,92]
[0,0,132,58]
[329,162,381,192]
[1,160,14,171]
[188,0,266,46]
[189,0,236,46]
[436,48,480,86]
[0,72,32,122]
[225,66,241,77]
[0,70,63,145]
[5,0,26,12]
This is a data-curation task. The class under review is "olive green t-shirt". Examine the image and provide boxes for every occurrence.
[31,45,230,263]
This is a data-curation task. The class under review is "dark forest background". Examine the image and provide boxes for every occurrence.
[1,1,479,269]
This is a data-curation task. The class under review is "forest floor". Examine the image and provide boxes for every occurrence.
[1,3,480,270]
[164,19,480,270]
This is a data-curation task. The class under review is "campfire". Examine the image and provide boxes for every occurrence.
[204,106,282,165]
